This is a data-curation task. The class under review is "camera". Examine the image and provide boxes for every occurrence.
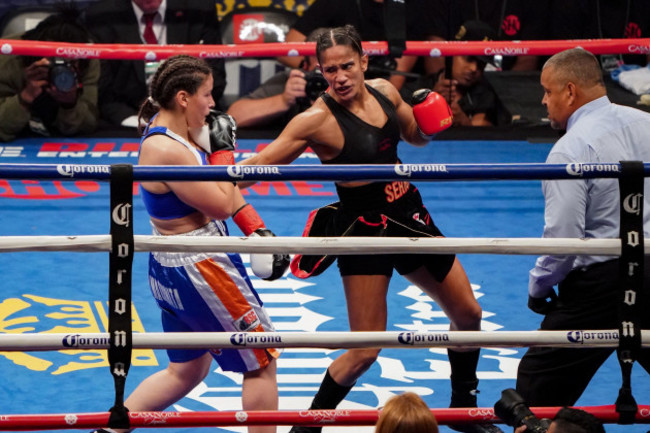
[494,389,551,433]
[303,69,328,101]
[366,55,397,79]
[49,58,78,93]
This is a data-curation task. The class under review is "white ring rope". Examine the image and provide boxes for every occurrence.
[0,235,639,255]
[0,330,647,351]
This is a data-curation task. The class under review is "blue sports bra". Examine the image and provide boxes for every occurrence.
[139,121,206,220]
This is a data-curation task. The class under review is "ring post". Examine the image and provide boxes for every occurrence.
[615,160,644,424]
[107,164,134,429]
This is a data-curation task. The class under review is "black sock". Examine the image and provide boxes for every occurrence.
[309,369,354,410]
[448,348,480,382]
[448,349,480,407]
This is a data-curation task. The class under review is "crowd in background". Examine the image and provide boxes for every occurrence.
[0,2,648,433]
[0,0,649,140]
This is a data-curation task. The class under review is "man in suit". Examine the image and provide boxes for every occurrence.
[84,0,226,128]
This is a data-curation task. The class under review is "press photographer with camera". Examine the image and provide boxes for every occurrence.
[495,389,605,433]
[0,3,99,142]
[226,29,328,130]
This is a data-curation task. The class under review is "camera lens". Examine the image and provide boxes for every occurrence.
[49,59,78,92]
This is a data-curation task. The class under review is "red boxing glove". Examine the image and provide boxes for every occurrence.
[232,203,264,236]
[412,89,453,137]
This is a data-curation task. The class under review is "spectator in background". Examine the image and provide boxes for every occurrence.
[550,0,650,71]
[404,21,500,127]
[0,3,99,142]
[227,28,327,130]
[276,0,440,91]
[375,392,439,433]
[84,0,226,129]
[428,0,551,71]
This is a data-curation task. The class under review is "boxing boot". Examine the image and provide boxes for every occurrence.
[449,379,504,433]
[289,369,354,433]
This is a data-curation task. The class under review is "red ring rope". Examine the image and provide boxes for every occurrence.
[1,38,649,60]
[1,406,649,430]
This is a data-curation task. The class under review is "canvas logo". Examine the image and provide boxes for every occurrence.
[0,294,155,374]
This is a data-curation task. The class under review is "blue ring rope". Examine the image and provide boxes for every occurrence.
[0,162,647,181]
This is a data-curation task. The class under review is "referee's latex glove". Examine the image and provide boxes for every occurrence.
[527,291,557,315]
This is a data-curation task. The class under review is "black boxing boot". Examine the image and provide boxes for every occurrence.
[448,349,504,433]
[289,369,354,433]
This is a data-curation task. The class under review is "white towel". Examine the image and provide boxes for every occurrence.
[618,66,650,95]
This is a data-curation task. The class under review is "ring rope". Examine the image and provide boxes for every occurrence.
[1,405,649,430]
[0,330,646,352]
[1,38,649,59]
[0,162,644,181]
[0,235,641,255]
[1,38,647,432]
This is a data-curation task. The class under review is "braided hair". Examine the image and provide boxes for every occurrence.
[138,54,212,132]
[315,25,364,64]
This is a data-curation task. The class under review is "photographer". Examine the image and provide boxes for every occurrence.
[0,3,99,142]
[496,389,605,433]
[227,29,328,130]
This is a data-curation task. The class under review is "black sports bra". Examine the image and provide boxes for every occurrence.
[321,84,401,165]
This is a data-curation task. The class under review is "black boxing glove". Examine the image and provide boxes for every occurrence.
[527,291,558,315]
[233,203,290,281]
[190,110,237,165]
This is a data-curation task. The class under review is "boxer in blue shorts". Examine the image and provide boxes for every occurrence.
[149,220,280,372]
[92,55,288,433]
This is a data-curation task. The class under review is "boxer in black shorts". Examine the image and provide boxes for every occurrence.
[334,181,455,280]
[241,25,502,433]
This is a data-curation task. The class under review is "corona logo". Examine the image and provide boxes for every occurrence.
[398,332,415,345]
[567,330,582,343]
[566,163,619,176]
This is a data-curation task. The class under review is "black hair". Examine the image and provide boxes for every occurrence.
[543,48,605,88]
[22,2,88,43]
[21,2,91,70]
[138,54,212,132]
[552,407,606,433]
[315,24,364,64]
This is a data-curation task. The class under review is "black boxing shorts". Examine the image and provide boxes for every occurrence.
[290,181,455,282]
